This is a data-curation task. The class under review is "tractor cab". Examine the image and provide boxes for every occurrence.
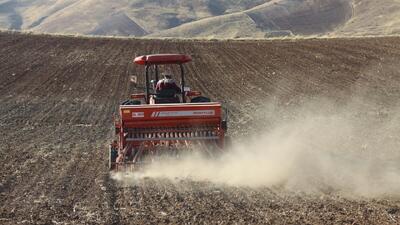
[132,54,209,105]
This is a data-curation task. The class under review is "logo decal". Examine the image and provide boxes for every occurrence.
[151,112,161,117]
[151,110,215,117]
[132,112,144,118]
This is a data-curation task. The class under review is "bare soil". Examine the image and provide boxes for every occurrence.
[0,32,400,224]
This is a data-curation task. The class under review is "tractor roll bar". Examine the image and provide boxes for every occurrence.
[180,64,186,103]
[144,63,186,104]
[136,54,192,104]
[145,65,150,103]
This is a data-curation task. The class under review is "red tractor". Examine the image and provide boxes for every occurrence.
[109,54,228,171]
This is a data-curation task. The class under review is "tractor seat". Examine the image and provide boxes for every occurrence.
[156,89,177,98]
[154,89,180,104]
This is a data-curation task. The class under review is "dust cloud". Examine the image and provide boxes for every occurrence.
[113,98,400,198]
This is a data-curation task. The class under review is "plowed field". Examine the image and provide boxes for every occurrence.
[1,32,400,224]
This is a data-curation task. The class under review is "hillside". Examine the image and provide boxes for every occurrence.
[0,0,269,36]
[333,0,400,36]
[150,0,352,38]
[0,0,399,38]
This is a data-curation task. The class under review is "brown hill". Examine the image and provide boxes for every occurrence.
[0,0,400,38]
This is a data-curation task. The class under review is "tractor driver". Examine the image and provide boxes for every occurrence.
[156,74,181,94]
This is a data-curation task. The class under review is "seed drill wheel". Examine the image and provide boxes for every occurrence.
[108,145,112,170]
[108,145,118,171]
